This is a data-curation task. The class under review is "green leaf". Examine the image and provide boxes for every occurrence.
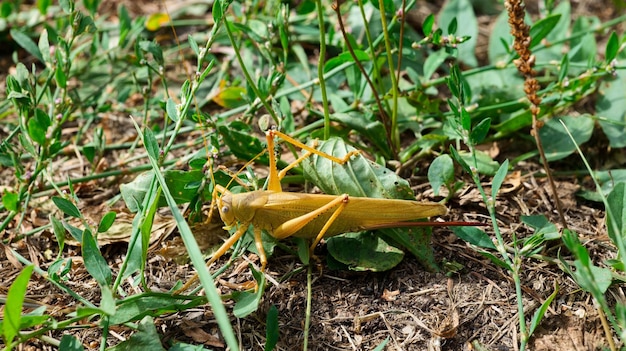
[2,191,18,212]
[597,71,626,148]
[438,0,478,67]
[59,335,85,351]
[488,11,513,64]
[38,29,51,63]
[10,29,44,63]
[529,14,562,49]
[143,128,160,161]
[50,214,65,253]
[3,265,34,345]
[451,226,495,249]
[81,230,112,286]
[120,169,213,212]
[265,305,279,351]
[423,50,450,81]
[55,66,67,88]
[218,123,268,165]
[458,150,499,175]
[165,98,178,122]
[605,31,619,62]
[469,117,491,145]
[52,196,81,218]
[606,182,626,247]
[212,0,223,23]
[422,14,435,36]
[232,266,266,318]
[491,159,509,199]
[110,293,205,325]
[528,284,558,336]
[539,116,594,161]
[98,211,117,233]
[108,316,166,351]
[557,54,569,83]
[449,145,471,174]
[372,338,389,351]
[327,232,404,271]
[27,109,51,145]
[302,138,444,271]
[428,154,454,197]
[213,85,247,108]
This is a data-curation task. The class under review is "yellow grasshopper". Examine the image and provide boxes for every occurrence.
[176,129,476,293]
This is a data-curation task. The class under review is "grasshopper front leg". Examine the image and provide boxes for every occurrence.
[174,221,250,294]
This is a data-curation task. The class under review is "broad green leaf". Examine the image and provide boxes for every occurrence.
[451,226,495,249]
[98,211,117,233]
[166,98,179,122]
[52,196,81,218]
[108,316,166,351]
[3,265,34,345]
[568,17,597,67]
[81,230,112,286]
[327,232,404,271]
[27,109,51,145]
[597,71,626,148]
[143,128,160,162]
[458,150,499,175]
[2,191,18,212]
[539,116,594,161]
[212,0,223,23]
[55,66,67,89]
[59,335,85,351]
[232,266,266,318]
[302,138,444,271]
[423,50,450,81]
[438,0,478,67]
[488,11,513,64]
[218,123,269,165]
[428,154,454,196]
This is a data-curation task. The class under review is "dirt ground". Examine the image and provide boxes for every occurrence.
[1,0,624,350]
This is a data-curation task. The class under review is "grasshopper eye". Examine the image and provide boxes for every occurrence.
[221,205,229,214]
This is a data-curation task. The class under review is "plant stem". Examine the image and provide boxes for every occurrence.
[315,0,331,140]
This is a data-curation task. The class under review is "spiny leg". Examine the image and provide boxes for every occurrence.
[174,222,250,294]
[265,129,360,192]
[309,194,349,253]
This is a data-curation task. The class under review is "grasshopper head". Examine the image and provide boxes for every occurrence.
[217,191,236,227]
